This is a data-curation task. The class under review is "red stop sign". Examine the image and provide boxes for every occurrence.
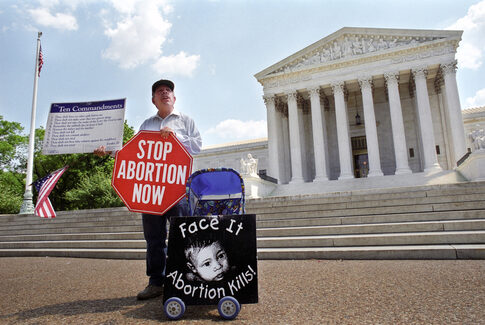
[111,130,193,215]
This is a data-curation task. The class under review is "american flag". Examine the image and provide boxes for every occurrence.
[38,44,43,77]
[33,166,68,218]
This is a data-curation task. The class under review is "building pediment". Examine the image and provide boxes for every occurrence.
[255,27,462,83]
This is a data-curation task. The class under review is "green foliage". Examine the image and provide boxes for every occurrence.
[0,117,136,213]
[64,168,124,209]
[32,120,136,211]
[64,121,135,210]
[0,115,27,171]
[123,120,135,143]
[0,171,24,214]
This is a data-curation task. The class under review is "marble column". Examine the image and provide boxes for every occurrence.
[309,87,329,181]
[441,60,467,165]
[286,91,304,183]
[264,95,281,183]
[280,105,291,184]
[332,81,354,179]
[358,77,383,177]
[412,67,441,172]
[384,72,412,174]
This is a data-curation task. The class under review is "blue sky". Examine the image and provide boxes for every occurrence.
[1,0,485,147]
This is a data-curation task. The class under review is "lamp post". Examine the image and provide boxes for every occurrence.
[355,111,361,125]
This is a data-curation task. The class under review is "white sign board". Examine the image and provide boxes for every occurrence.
[42,99,126,155]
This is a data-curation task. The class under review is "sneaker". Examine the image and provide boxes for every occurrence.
[137,284,164,300]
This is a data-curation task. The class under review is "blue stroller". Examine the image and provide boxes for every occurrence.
[163,168,258,320]
[186,167,245,216]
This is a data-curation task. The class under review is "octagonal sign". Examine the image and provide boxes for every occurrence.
[112,130,193,215]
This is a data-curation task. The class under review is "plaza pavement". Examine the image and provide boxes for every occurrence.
[0,257,484,324]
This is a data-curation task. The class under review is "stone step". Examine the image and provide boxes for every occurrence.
[256,209,485,228]
[5,200,483,231]
[256,219,485,237]
[1,218,481,243]
[3,209,483,237]
[0,248,146,259]
[0,219,142,232]
[4,208,484,235]
[248,194,485,215]
[247,182,485,208]
[256,244,485,260]
[0,182,483,260]
[0,244,484,260]
[0,232,144,242]
[0,240,146,249]
[1,229,482,251]
[252,200,485,220]
[4,209,483,237]
[0,225,143,236]
[0,211,140,228]
[257,230,485,248]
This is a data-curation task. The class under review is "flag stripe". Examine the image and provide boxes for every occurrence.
[34,166,68,218]
[38,199,55,218]
[38,170,63,200]
[38,170,60,198]
[37,167,67,202]
[38,44,43,77]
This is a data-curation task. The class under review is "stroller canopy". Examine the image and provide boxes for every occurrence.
[186,168,245,216]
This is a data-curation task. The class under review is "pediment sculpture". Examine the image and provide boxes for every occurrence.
[270,34,445,75]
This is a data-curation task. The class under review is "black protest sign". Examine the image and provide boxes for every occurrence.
[163,214,258,305]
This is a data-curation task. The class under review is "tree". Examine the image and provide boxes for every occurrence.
[0,116,27,214]
[62,121,135,210]
[0,115,27,172]
[34,120,136,211]
[0,170,24,214]
[0,117,136,214]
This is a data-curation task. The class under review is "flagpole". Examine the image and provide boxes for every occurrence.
[19,31,42,214]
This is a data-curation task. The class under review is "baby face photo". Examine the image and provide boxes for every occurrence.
[185,239,230,282]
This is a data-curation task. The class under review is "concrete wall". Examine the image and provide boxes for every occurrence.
[193,139,268,176]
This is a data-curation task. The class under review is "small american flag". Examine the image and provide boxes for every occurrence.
[33,166,68,218]
[38,44,43,77]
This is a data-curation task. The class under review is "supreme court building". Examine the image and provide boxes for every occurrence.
[194,27,480,191]
[254,27,466,184]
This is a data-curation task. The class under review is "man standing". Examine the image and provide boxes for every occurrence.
[95,79,202,300]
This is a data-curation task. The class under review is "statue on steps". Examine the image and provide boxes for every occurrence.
[469,128,485,151]
[240,153,259,177]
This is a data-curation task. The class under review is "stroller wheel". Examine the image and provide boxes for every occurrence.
[164,297,185,320]
[218,296,241,320]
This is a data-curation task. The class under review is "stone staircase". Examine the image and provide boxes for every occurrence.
[1,181,485,260]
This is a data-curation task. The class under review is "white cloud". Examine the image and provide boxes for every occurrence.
[102,1,172,69]
[466,88,485,107]
[28,7,78,31]
[102,0,198,76]
[447,0,485,69]
[204,119,267,141]
[108,0,139,14]
[152,51,200,77]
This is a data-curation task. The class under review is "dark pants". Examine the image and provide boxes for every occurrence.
[142,199,188,286]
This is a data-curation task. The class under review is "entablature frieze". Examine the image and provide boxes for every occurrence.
[271,35,452,75]
[260,40,458,90]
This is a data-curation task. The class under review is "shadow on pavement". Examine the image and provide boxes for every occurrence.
[1,295,225,323]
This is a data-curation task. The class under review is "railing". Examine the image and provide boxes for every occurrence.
[456,150,472,167]
[258,170,277,183]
